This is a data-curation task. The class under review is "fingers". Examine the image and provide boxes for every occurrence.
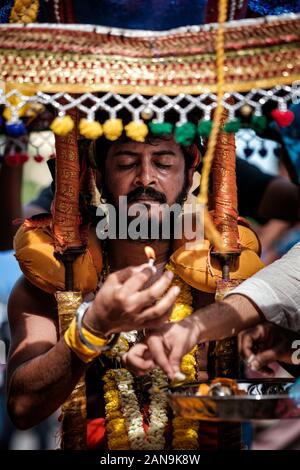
[137,284,180,324]
[247,349,277,375]
[122,343,155,376]
[168,346,186,378]
[240,332,256,360]
[240,324,268,360]
[126,270,174,309]
[147,334,174,379]
[121,264,157,294]
[112,264,155,285]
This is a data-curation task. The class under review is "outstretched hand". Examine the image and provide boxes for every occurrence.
[240,322,298,375]
[123,315,202,379]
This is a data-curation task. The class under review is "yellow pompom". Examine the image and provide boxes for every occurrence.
[50,115,74,136]
[103,118,123,141]
[79,118,103,140]
[124,121,148,142]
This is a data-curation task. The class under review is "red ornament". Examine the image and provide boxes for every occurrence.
[19,153,29,164]
[4,154,20,166]
[271,109,295,127]
[34,154,44,163]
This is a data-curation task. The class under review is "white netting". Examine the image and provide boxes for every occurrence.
[1,84,300,124]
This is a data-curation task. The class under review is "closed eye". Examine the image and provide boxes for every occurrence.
[118,163,136,170]
[155,161,172,169]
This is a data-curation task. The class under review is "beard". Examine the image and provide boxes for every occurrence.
[100,175,189,241]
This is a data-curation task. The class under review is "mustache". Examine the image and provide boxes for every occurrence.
[127,186,167,204]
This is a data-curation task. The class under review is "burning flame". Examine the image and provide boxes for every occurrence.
[144,246,156,261]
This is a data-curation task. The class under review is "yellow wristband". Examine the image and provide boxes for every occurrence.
[64,318,108,363]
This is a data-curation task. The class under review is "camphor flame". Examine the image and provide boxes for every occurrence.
[144,246,156,266]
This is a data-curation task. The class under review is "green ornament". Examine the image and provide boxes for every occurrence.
[174,122,196,146]
[197,120,213,137]
[223,118,241,133]
[250,115,267,133]
[148,121,173,137]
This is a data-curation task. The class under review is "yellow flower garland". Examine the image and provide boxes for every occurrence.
[103,263,199,450]
[166,263,199,450]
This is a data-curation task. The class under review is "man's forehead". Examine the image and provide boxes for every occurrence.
[108,136,182,155]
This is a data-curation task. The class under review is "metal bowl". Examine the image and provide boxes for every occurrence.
[168,378,300,421]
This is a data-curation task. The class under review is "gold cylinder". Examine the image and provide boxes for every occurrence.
[210,279,241,377]
[56,290,87,450]
[207,279,242,450]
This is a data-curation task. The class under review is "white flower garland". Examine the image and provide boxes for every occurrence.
[115,368,168,450]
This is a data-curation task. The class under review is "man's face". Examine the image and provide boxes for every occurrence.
[102,137,192,208]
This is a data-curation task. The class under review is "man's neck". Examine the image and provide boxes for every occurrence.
[107,239,171,272]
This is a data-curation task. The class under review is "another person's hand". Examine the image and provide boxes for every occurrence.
[84,264,180,336]
[240,322,296,375]
[123,315,202,379]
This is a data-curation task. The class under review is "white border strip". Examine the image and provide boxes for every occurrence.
[0,12,299,38]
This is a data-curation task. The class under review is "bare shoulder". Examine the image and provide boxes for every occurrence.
[7,276,59,382]
[8,275,58,325]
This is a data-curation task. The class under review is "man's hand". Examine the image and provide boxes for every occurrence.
[84,264,180,336]
[123,315,202,379]
[240,322,297,375]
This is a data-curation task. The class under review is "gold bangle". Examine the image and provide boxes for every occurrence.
[64,318,105,363]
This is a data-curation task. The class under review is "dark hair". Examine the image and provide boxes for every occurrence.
[94,132,202,175]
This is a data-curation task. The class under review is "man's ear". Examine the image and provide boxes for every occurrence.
[186,167,195,193]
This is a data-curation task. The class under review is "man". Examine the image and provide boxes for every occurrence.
[125,239,300,379]
[6,135,195,440]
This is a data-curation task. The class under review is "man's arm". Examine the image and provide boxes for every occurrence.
[7,276,85,429]
[124,294,263,379]
[7,266,179,428]
[126,241,300,378]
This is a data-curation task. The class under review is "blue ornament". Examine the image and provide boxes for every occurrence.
[248,0,300,16]
[0,0,14,24]
[289,377,300,408]
[5,121,27,137]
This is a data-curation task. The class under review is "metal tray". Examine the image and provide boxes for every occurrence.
[167,379,300,421]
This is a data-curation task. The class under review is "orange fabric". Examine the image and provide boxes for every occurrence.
[53,108,82,253]
[14,223,102,294]
[212,121,240,254]
[171,223,264,294]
